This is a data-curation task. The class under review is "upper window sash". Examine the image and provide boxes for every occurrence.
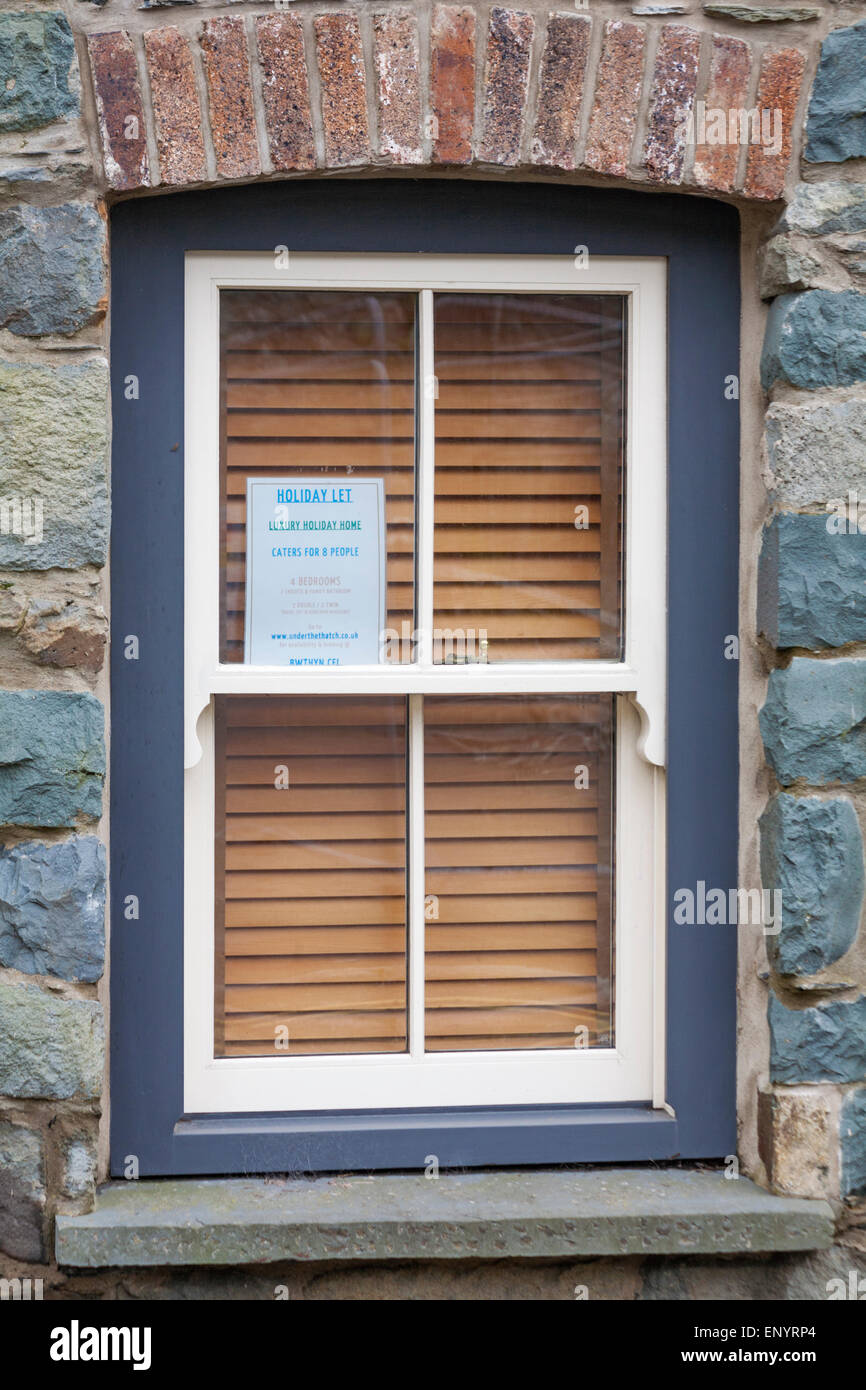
[184,253,668,769]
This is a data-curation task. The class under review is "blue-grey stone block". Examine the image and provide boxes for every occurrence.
[770,992,866,1083]
[0,691,104,827]
[841,1088,866,1197]
[761,291,866,391]
[760,658,866,786]
[0,979,103,1099]
[758,513,866,649]
[776,182,866,237]
[805,19,866,164]
[0,837,105,982]
[0,204,105,338]
[0,13,78,134]
[760,794,863,976]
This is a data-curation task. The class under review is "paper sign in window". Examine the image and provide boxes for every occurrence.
[244,476,386,666]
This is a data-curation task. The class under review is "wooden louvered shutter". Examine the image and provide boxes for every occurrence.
[219,289,416,664]
[212,283,623,1063]
[215,695,408,1057]
[424,694,613,1051]
[433,293,624,661]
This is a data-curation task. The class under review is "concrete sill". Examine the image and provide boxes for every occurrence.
[55,1169,835,1268]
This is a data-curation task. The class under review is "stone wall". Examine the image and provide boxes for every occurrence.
[1,0,865,1297]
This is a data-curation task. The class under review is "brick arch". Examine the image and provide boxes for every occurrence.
[85,7,805,205]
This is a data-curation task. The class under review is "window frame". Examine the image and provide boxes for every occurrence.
[184,254,666,1114]
[109,179,738,1175]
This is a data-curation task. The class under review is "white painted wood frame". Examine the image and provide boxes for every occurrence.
[184,252,668,1114]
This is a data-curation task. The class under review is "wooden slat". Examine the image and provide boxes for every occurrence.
[424,721,606,753]
[226,926,407,955]
[223,1037,406,1055]
[424,979,595,1008]
[423,695,607,723]
[225,840,405,871]
[222,324,414,351]
[226,755,408,785]
[424,1033,593,1052]
[221,289,417,322]
[226,813,405,841]
[225,726,405,756]
[432,582,600,609]
[424,1005,598,1037]
[425,837,598,868]
[226,381,416,409]
[223,695,406,725]
[227,953,406,984]
[225,896,407,928]
[427,923,597,950]
[426,865,596,895]
[426,809,597,837]
[226,410,414,439]
[224,924,592,953]
[223,1011,406,1042]
[425,950,596,980]
[434,554,597,582]
[226,441,414,468]
[431,892,598,923]
[437,382,601,409]
[226,868,406,898]
[225,350,414,380]
[225,981,406,1012]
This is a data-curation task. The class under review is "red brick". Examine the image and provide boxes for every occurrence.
[692,34,752,193]
[315,13,371,168]
[87,31,149,191]
[143,27,207,186]
[430,5,476,165]
[478,8,534,166]
[374,10,422,164]
[532,14,591,170]
[200,17,261,181]
[744,46,805,201]
[644,25,702,184]
[584,21,646,178]
[255,14,316,172]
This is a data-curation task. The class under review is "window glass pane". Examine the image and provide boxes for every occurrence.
[432,294,625,662]
[219,290,416,664]
[424,694,614,1051]
[214,695,408,1056]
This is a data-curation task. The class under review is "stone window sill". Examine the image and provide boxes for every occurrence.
[55,1168,834,1267]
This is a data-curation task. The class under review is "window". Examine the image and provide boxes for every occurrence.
[183,254,666,1113]
[109,180,738,1174]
